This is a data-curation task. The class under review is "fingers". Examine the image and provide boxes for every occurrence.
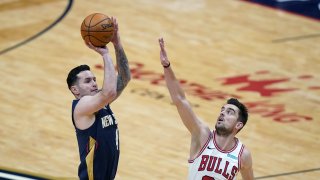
[111,16,118,31]
[158,37,165,51]
[158,37,163,45]
[88,42,99,50]
[110,16,119,45]
[111,16,116,24]
[84,41,107,53]
[159,37,169,63]
[85,41,95,49]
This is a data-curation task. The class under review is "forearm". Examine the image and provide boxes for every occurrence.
[101,53,117,97]
[114,43,131,93]
[164,66,186,104]
[164,66,204,134]
[241,169,254,180]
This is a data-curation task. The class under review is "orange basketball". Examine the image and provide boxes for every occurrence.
[80,13,114,47]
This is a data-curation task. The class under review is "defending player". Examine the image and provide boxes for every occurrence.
[158,37,254,180]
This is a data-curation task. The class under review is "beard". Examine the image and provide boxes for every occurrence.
[215,124,233,136]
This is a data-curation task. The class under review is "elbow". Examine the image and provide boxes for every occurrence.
[101,88,117,100]
[110,89,117,99]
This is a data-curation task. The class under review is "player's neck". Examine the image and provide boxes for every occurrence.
[214,132,236,151]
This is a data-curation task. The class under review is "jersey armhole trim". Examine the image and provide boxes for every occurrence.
[238,144,245,169]
[188,132,213,163]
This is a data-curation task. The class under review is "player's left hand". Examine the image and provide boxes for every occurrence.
[159,37,170,67]
[110,17,120,45]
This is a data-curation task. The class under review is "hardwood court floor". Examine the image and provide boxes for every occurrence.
[0,0,319,179]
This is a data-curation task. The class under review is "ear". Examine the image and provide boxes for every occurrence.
[70,85,80,96]
[235,121,244,131]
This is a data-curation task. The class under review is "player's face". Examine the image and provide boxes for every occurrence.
[75,70,99,97]
[215,104,240,136]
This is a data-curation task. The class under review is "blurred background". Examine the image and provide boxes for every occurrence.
[0,0,319,179]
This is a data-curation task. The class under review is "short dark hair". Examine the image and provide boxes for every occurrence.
[227,98,248,129]
[66,64,90,89]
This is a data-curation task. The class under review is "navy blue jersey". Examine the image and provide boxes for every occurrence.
[72,99,120,180]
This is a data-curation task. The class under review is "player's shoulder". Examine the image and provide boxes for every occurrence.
[197,125,211,143]
[241,146,251,159]
[240,145,253,169]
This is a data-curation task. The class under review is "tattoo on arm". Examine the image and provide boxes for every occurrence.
[115,46,131,95]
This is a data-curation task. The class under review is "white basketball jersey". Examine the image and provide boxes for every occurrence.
[188,131,244,180]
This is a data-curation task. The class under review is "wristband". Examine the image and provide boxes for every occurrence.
[163,62,170,68]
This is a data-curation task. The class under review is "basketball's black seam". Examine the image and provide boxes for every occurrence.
[82,13,97,28]
[83,35,111,43]
[87,13,97,43]
[87,18,112,28]
[81,30,113,32]
[81,21,88,29]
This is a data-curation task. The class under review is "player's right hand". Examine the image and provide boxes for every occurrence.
[86,41,109,56]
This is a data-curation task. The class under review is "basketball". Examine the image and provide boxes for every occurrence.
[80,13,114,47]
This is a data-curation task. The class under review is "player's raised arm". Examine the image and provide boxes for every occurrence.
[110,17,131,101]
[75,43,117,117]
[158,37,210,139]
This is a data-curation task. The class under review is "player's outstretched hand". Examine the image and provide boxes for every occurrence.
[159,37,170,67]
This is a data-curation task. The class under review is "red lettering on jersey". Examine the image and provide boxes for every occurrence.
[229,166,238,180]
[198,155,239,179]
[198,155,209,171]
[206,156,218,171]
[202,175,215,180]
[214,158,223,174]
[222,161,230,179]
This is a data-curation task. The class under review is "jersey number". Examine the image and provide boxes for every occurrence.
[202,176,215,180]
